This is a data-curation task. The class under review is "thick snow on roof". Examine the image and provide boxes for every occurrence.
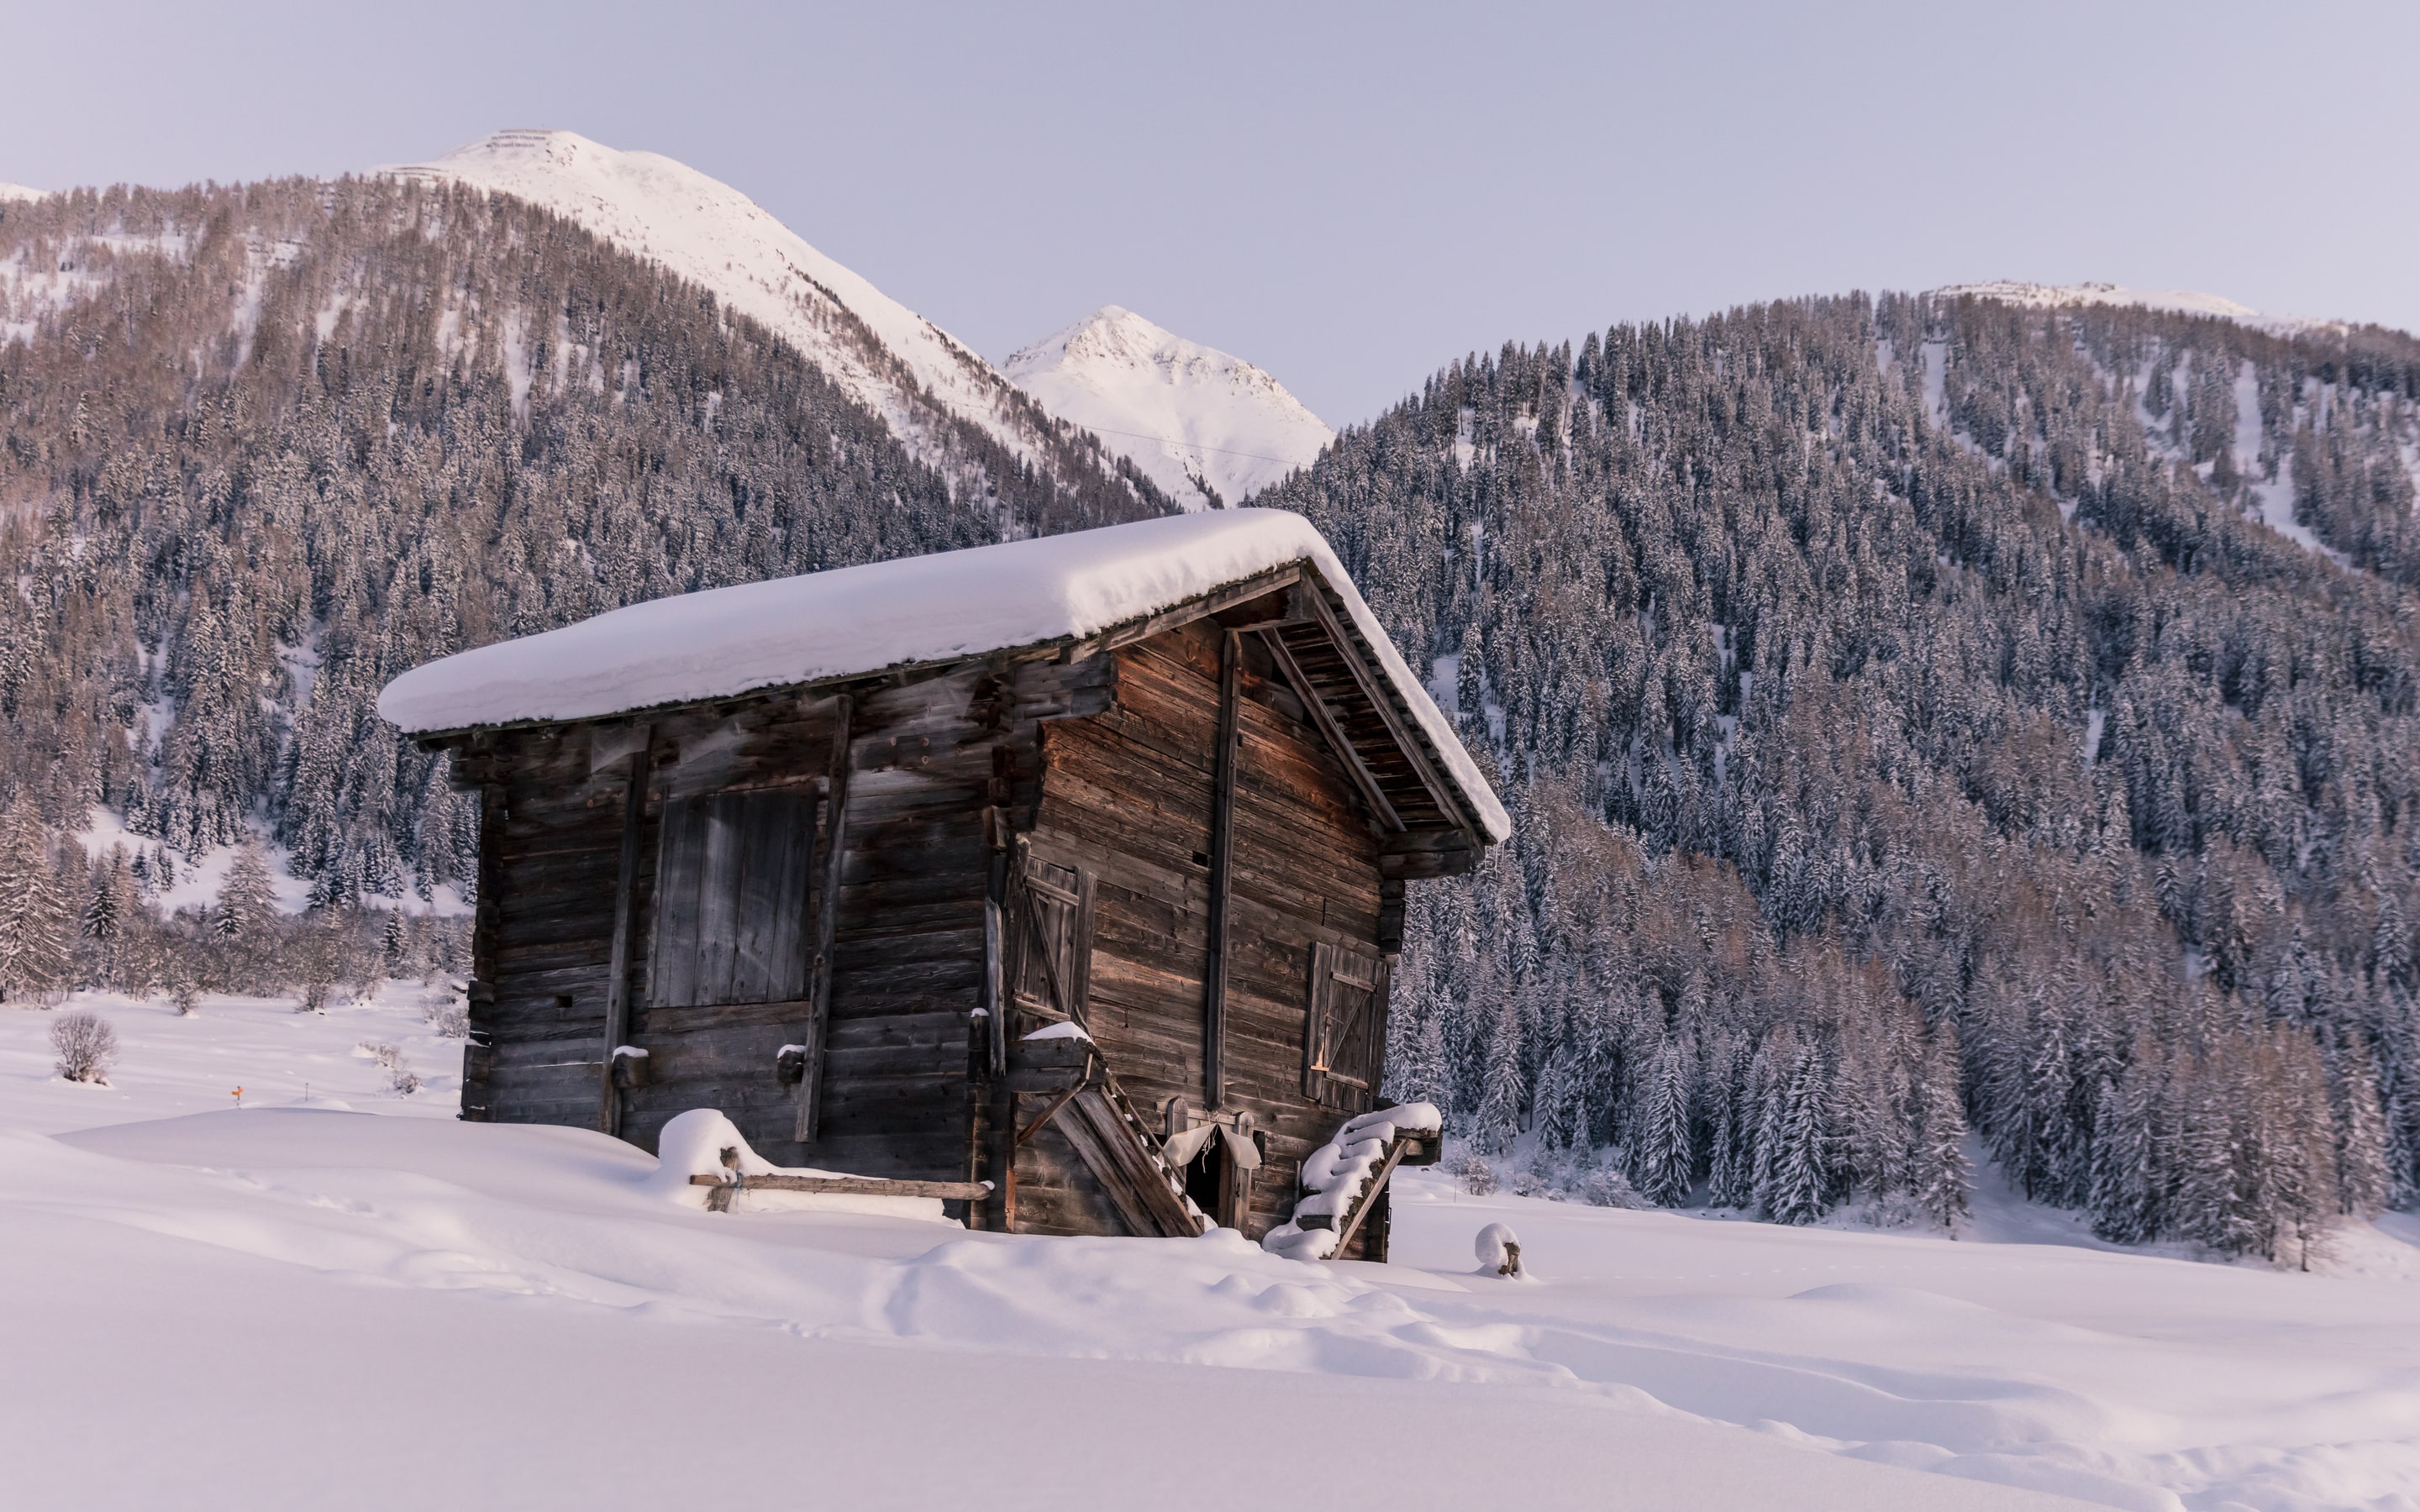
[379,509,1510,840]
[1005,306,1334,510]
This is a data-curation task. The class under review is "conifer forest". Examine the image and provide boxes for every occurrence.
[7,176,2420,1263]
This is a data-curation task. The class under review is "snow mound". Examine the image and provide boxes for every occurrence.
[1005,306,1333,509]
[12,994,2420,1512]
[650,1108,950,1221]
[1264,1102,1441,1261]
[381,130,1055,480]
[0,183,46,203]
[378,508,1509,842]
[1020,1021,1092,1043]
[1934,281,2344,338]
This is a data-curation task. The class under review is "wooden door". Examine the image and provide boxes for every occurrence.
[1007,847,1094,1026]
[1303,942,1390,1110]
[647,787,817,1009]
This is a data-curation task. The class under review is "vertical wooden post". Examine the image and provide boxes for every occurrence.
[1204,627,1241,1110]
[597,729,650,1137]
[983,815,1013,1231]
[464,755,505,1122]
[793,696,853,1144]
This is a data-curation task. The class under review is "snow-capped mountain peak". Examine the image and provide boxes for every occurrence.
[1933,281,2341,338]
[1006,306,1332,509]
[0,183,48,202]
[381,130,1080,486]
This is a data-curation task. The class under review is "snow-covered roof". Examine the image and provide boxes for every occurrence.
[378,509,1510,842]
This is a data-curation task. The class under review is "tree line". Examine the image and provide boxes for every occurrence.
[1270,294,2420,1263]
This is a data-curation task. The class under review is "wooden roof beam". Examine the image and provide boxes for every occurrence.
[1259,627,1403,834]
[1296,582,1487,851]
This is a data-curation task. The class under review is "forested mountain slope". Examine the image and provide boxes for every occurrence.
[1265,295,2420,1257]
[0,175,1159,910]
[384,131,1155,507]
[8,155,2420,1260]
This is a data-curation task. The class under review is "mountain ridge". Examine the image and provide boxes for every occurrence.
[381,129,1161,510]
[1004,305,1333,508]
[1933,280,2348,338]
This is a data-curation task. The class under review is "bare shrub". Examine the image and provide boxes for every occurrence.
[1578,1168,1649,1209]
[51,1011,118,1084]
[1511,1168,1562,1199]
[358,1041,421,1095]
[1455,1153,1499,1196]
[424,995,468,1039]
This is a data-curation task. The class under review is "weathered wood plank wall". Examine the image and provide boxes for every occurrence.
[1021,606,1394,1254]
[459,590,1410,1259]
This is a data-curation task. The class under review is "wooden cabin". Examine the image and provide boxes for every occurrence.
[380,510,1509,1258]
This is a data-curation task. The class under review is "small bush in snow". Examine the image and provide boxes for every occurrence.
[424,995,468,1039]
[170,975,202,1016]
[359,1041,421,1095]
[52,1011,118,1084]
[1455,1154,1499,1196]
[1511,1169,1559,1199]
[1577,1168,1649,1209]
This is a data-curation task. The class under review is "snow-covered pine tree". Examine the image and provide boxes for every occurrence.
[1471,995,1526,1153]
[1703,1030,1753,1209]
[1765,1047,1829,1226]
[1912,1026,1971,1235]
[2172,1057,2250,1256]
[214,843,279,943]
[2331,1036,2391,1217]
[2088,1043,2160,1243]
[0,798,70,1004]
[379,910,408,982]
[1634,1036,1695,1205]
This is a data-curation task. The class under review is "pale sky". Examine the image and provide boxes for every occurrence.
[7,1,2412,424]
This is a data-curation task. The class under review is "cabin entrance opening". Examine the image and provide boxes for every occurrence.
[1183,1139,1227,1220]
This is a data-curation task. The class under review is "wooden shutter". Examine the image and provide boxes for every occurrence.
[649,788,815,1008]
[1304,942,1390,1109]
[1007,850,1093,1026]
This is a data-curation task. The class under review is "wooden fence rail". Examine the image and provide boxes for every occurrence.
[691,1173,993,1212]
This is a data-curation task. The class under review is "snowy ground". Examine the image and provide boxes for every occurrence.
[5,995,2418,1511]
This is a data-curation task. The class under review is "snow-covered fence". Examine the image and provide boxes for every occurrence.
[691,1170,992,1213]
[654,1110,988,1218]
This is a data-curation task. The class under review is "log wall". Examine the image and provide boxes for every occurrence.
[1019,612,1396,1257]
[458,601,1410,1260]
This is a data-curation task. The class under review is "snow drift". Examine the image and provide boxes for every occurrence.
[8,995,2420,1510]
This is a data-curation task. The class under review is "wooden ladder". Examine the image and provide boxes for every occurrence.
[1006,1033,1205,1237]
[1287,1126,1439,1256]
